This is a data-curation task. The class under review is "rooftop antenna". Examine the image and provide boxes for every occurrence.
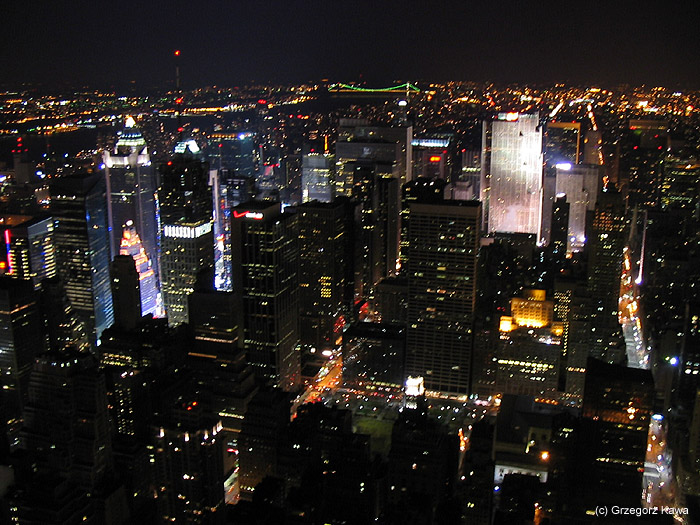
[174,50,183,142]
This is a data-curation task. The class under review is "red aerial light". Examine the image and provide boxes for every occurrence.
[167,161,173,166]
[429,155,441,163]
[174,50,181,56]
[258,99,267,105]
[177,127,184,133]
[175,97,184,105]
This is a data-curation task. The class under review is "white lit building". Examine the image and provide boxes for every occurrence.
[481,113,543,235]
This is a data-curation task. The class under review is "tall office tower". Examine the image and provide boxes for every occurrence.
[659,155,700,216]
[481,112,543,236]
[411,136,452,180]
[0,277,45,447]
[158,155,214,326]
[399,177,447,272]
[544,121,581,166]
[103,117,158,271]
[231,202,301,391]
[209,131,256,176]
[0,214,56,289]
[187,284,257,434]
[579,358,654,509]
[50,173,114,345]
[553,164,600,252]
[111,255,141,330]
[21,349,114,490]
[550,195,569,257]
[40,276,90,353]
[297,199,354,352]
[153,405,226,521]
[405,200,481,395]
[343,160,400,299]
[301,151,333,203]
[119,222,158,317]
[588,187,627,362]
[335,119,412,196]
[210,169,256,292]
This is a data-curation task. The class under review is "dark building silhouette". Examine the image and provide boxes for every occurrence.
[231,201,301,391]
[111,255,141,330]
[405,200,481,394]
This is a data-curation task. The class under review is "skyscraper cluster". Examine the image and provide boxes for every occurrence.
[1,78,699,523]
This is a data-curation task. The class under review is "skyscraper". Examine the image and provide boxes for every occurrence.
[0,277,45,447]
[301,151,333,203]
[554,163,600,252]
[544,121,581,166]
[231,201,301,391]
[158,155,214,326]
[50,173,114,344]
[587,187,627,362]
[297,199,354,351]
[579,358,654,508]
[0,214,56,289]
[21,349,114,491]
[103,117,158,272]
[111,254,141,330]
[659,155,700,216]
[481,112,543,236]
[335,119,412,197]
[405,200,481,394]
[153,405,226,522]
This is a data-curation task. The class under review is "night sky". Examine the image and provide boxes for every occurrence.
[3,0,700,89]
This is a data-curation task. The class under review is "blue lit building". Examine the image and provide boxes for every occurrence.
[50,173,114,345]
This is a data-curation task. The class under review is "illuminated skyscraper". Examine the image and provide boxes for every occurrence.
[103,117,158,272]
[50,173,113,345]
[119,222,158,317]
[481,112,543,236]
[231,201,301,391]
[405,200,481,394]
[0,214,56,289]
[158,155,214,326]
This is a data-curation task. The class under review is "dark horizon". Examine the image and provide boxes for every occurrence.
[4,0,700,91]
